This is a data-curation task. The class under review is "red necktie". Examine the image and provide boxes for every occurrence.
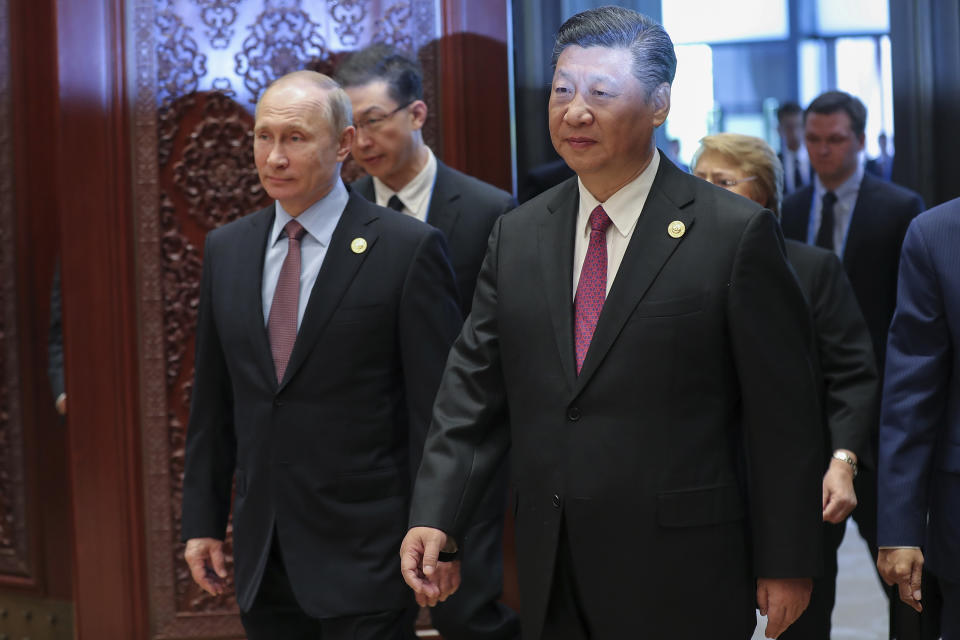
[575,205,612,374]
[268,219,306,382]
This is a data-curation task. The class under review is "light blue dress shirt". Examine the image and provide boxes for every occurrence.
[806,163,864,258]
[261,179,348,329]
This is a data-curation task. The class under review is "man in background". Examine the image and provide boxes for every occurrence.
[336,44,520,640]
[781,90,928,639]
[778,101,812,196]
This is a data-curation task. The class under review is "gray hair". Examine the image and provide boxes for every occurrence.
[552,6,677,94]
[257,70,353,136]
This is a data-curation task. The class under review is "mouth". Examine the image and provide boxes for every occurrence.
[565,137,597,150]
[359,154,384,165]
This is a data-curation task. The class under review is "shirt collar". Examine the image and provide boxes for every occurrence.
[271,178,348,247]
[813,161,863,203]
[372,146,437,216]
[577,150,660,238]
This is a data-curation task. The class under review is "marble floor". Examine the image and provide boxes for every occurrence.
[753,520,889,639]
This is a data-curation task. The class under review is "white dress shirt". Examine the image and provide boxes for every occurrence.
[807,164,864,258]
[573,151,660,298]
[783,146,811,193]
[372,147,438,223]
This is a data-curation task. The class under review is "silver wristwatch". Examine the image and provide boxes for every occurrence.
[832,450,858,478]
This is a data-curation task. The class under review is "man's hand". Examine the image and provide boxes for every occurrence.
[757,577,812,638]
[400,526,460,607]
[822,455,857,523]
[878,548,924,612]
[184,537,229,596]
[55,393,67,416]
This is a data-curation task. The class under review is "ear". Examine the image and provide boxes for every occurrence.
[651,83,671,127]
[856,131,865,151]
[336,126,356,162]
[409,99,428,131]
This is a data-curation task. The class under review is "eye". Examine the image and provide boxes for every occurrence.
[591,89,608,97]
[553,85,571,95]
[718,178,737,187]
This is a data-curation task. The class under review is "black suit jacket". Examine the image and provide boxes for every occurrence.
[351,161,515,315]
[181,192,462,618]
[785,240,878,468]
[411,155,825,639]
[781,173,924,368]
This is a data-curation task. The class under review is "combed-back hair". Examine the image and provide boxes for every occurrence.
[805,91,867,138]
[552,6,677,94]
[335,43,423,106]
[692,133,784,218]
[257,70,353,135]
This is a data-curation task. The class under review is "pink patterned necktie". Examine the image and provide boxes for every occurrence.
[268,219,306,382]
[574,205,612,374]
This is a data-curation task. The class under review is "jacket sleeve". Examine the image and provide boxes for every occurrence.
[727,209,825,578]
[409,217,512,541]
[181,233,237,542]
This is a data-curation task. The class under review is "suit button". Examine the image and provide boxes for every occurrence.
[552,494,561,509]
[567,406,581,421]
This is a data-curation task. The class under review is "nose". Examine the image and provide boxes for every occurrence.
[267,142,288,168]
[354,125,373,148]
[563,92,593,126]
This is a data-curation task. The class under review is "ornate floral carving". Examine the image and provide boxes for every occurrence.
[156,0,208,108]
[374,2,413,52]
[193,0,242,50]
[235,0,329,104]
[159,193,202,390]
[0,0,28,576]
[329,0,369,47]
[172,92,265,229]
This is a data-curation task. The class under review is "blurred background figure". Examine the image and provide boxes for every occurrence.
[780,90,932,640]
[866,131,894,182]
[777,102,812,196]
[665,137,690,172]
[693,132,879,639]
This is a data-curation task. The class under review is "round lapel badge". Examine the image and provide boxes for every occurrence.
[351,237,368,254]
[668,220,686,239]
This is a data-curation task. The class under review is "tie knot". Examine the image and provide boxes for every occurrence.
[822,191,838,206]
[284,219,306,242]
[589,205,612,233]
[387,195,405,212]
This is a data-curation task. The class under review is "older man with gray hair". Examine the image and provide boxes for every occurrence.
[401,7,824,639]
[181,70,462,639]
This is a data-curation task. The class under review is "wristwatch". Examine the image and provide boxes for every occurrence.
[832,450,858,478]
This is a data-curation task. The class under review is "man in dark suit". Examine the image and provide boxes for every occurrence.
[180,70,463,639]
[878,198,960,638]
[400,8,824,639]
[780,90,927,638]
[336,44,519,640]
[777,102,812,196]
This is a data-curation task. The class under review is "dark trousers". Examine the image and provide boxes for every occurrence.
[540,524,591,640]
[852,467,940,640]
[937,574,960,640]
[779,519,847,639]
[431,460,521,640]
[240,538,417,640]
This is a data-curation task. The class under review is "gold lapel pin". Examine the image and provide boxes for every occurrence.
[668,220,686,239]
[351,237,368,254]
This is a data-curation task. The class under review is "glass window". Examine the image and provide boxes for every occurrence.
[662,0,788,44]
[815,0,889,35]
[664,44,714,166]
[799,39,827,108]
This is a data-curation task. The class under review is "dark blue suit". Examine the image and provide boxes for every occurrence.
[879,198,960,637]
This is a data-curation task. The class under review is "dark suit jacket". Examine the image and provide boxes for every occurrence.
[181,192,463,618]
[781,173,924,368]
[786,240,878,468]
[411,154,825,639]
[351,161,515,316]
[48,265,64,401]
[878,199,960,582]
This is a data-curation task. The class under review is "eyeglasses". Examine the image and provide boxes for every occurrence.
[353,100,414,132]
[697,174,758,188]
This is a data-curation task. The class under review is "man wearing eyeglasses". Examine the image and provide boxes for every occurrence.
[336,45,520,640]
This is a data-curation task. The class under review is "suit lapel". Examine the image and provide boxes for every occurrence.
[573,157,696,395]
[350,175,376,201]
[842,174,876,273]
[426,163,462,240]
[242,205,280,386]
[538,179,579,389]
[278,193,380,391]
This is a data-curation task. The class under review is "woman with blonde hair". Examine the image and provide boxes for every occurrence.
[692,132,878,639]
